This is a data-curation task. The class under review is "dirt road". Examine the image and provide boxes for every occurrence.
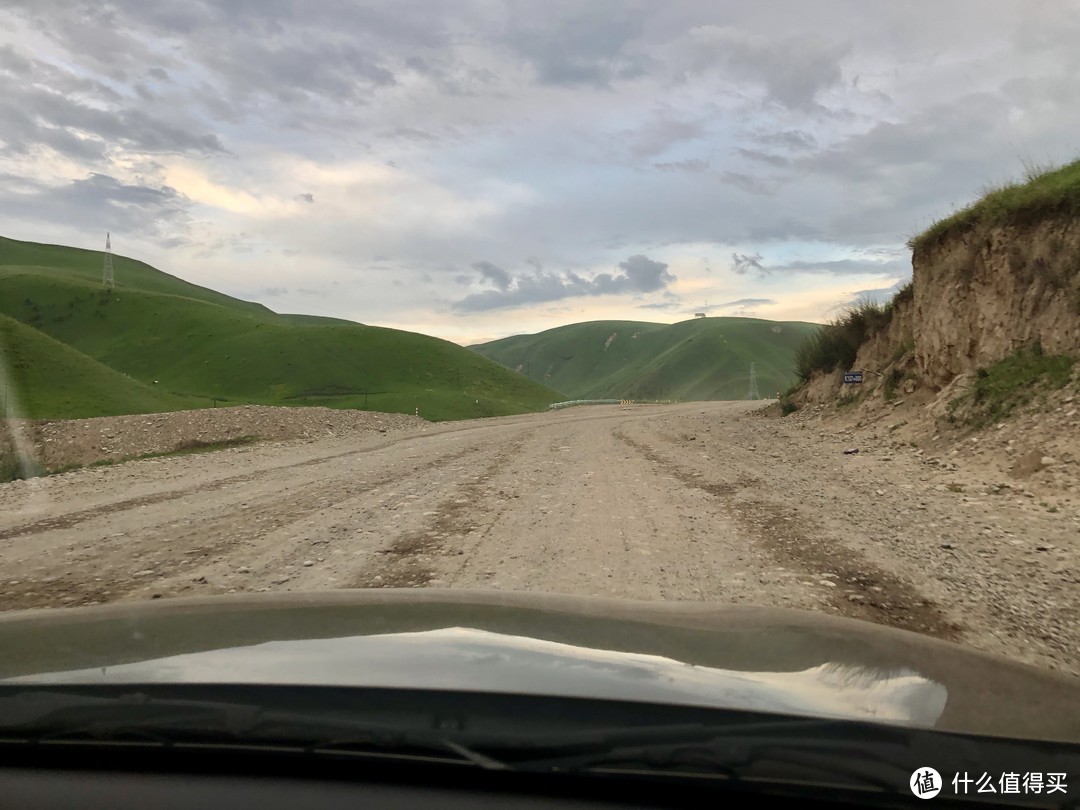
[1,401,1077,676]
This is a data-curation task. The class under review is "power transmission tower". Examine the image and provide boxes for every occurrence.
[102,232,115,288]
[746,362,760,400]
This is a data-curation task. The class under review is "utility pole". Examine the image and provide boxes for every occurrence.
[746,362,761,400]
[102,232,115,289]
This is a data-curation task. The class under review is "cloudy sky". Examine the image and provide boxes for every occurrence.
[2,1,1079,344]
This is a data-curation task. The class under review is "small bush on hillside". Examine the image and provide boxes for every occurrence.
[794,299,893,382]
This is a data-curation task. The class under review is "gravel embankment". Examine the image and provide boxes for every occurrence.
[6,406,427,470]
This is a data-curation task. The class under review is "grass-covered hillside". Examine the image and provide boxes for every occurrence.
[472,317,819,401]
[0,314,203,418]
[0,236,560,420]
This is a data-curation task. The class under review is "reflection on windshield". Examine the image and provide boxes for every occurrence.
[7,627,948,728]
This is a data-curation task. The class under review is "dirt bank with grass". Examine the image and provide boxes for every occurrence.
[790,159,1080,433]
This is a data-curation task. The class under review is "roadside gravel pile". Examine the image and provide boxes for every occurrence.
[17,406,427,470]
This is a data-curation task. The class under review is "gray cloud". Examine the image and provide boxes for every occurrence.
[454,254,674,312]
[771,258,910,276]
[297,193,315,203]
[0,172,191,240]
[0,47,224,160]
[719,170,774,195]
[735,148,790,168]
[681,26,849,109]
[755,129,817,151]
[730,253,909,278]
[616,255,673,290]
[473,260,512,291]
[622,114,706,160]
[263,286,289,297]
[718,297,776,308]
[730,253,764,275]
[654,159,710,173]
[503,2,651,87]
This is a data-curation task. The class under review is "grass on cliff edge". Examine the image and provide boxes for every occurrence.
[909,156,1080,251]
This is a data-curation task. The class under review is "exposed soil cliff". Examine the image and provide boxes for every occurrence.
[790,210,1080,498]
[912,218,1080,385]
[800,214,1080,404]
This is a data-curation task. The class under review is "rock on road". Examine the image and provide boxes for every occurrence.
[1,401,1077,676]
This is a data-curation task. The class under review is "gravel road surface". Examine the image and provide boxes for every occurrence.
[2,401,1077,676]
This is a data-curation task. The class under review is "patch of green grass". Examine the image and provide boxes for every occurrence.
[836,394,861,409]
[0,313,202,418]
[909,156,1080,251]
[882,367,905,402]
[889,336,915,364]
[0,452,45,483]
[949,344,1074,428]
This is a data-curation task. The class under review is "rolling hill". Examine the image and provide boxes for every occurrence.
[0,236,560,420]
[471,318,820,401]
[0,314,203,418]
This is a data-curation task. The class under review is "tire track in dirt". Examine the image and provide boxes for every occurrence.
[613,427,963,641]
[351,434,531,589]
[0,428,507,542]
[0,446,387,542]
[0,442,487,610]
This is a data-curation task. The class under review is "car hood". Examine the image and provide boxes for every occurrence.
[2,589,1078,742]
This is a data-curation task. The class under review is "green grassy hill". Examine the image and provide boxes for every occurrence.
[0,314,202,418]
[0,236,560,420]
[471,318,820,401]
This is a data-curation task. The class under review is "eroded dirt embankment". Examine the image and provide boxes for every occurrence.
[792,214,1080,500]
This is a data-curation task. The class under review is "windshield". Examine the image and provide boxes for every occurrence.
[1,0,1078,801]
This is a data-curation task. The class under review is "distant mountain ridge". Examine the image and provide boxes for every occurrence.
[471,317,819,401]
[0,235,560,420]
